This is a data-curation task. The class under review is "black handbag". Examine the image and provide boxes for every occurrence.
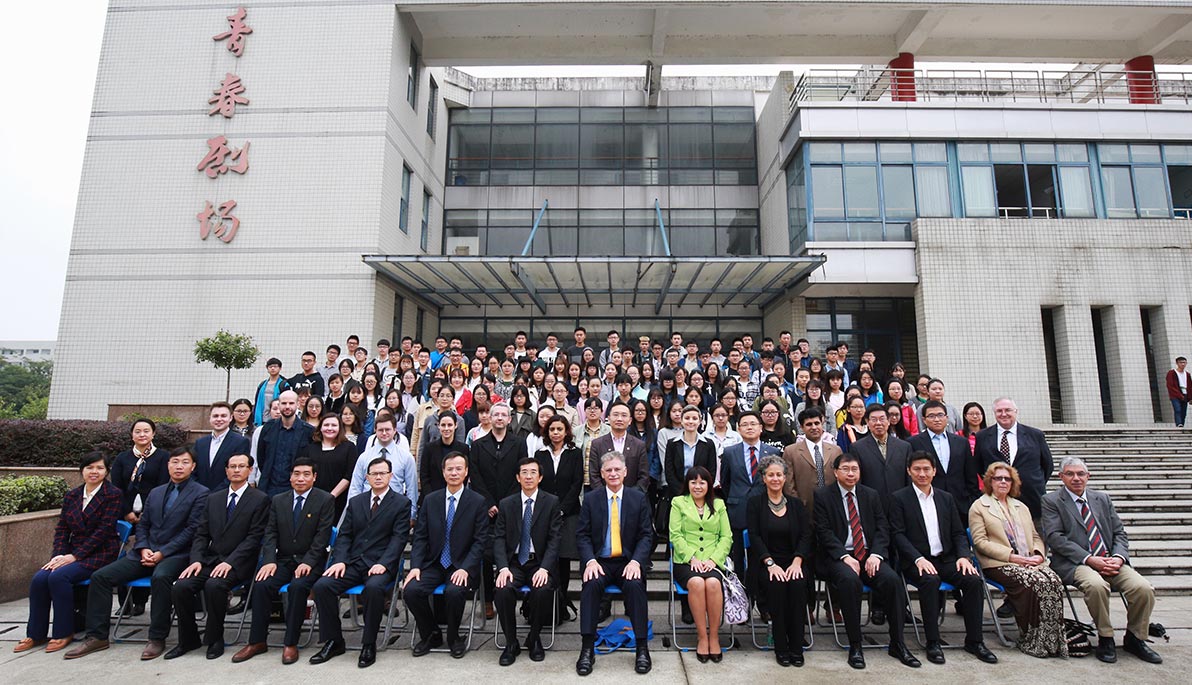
[1064,618,1095,657]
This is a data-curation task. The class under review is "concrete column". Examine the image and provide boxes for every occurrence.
[1099,306,1155,424]
[1124,55,1159,104]
[1150,305,1192,424]
[888,52,916,102]
[1051,306,1105,425]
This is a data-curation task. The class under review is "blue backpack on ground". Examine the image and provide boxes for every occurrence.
[594,618,653,654]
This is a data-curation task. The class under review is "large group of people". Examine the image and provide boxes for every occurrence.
[14,328,1169,672]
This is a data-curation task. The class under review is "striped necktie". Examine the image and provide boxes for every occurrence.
[1078,497,1108,557]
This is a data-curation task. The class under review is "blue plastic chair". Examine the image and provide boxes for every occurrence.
[270,526,338,648]
[343,558,405,651]
[492,583,557,650]
[408,580,486,653]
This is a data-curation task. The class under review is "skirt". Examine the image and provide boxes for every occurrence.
[673,563,724,588]
[985,564,1068,658]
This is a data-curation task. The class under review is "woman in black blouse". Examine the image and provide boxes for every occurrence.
[418,412,469,505]
[534,415,584,622]
[300,414,356,518]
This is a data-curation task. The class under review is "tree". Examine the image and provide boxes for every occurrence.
[194,330,260,401]
[0,360,52,419]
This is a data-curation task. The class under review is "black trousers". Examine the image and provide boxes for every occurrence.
[579,558,648,640]
[823,557,905,648]
[171,563,252,646]
[405,565,477,642]
[494,559,554,644]
[247,563,318,646]
[762,568,808,654]
[312,563,394,646]
[85,555,188,641]
[906,558,985,645]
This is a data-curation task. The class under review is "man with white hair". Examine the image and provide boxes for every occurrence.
[975,397,1053,523]
[1042,457,1161,665]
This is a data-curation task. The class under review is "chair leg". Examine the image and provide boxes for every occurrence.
[904,580,925,648]
[111,587,135,643]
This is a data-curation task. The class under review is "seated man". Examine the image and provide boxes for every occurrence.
[168,453,270,660]
[889,451,997,665]
[813,452,919,670]
[404,451,490,658]
[66,447,209,661]
[309,456,412,668]
[575,451,654,677]
[1042,456,1161,664]
[494,457,563,666]
[232,457,336,665]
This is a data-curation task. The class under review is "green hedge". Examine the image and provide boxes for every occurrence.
[0,419,190,468]
[0,475,69,517]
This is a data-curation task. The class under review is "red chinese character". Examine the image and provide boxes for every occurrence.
[197,136,250,178]
[197,200,241,243]
[208,73,248,118]
[213,7,253,57]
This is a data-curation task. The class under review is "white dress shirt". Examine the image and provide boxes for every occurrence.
[915,486,944,557]
[227,482,249,510]
[81,483,101,511]
[929,429,951,472]
[209,429,229,466]
[999,423,1019,464]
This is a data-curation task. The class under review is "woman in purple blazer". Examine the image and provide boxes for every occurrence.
[14,452,122,654]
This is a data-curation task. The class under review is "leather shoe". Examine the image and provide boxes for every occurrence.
[121,603,145,618]
[965,642,998,664]
[141,639,166,660]
[634,647,652,674]
[1095,636,1117,664]
[847,645,866,669]
[527,637,545,662]
[576,645,595,675]
[164,642,199,660]
[412,631,442,657]
[206,642,224,660]
[358,643,376,668]
[790,651,804,667]
[1123,632,1162,664]
[709,651,722,663]
[996,601,1015,619]
[282,646,299,665]
[485,602,496,620]
[13,638,48,653]
[309,640,345,664]
[45,638,73,654]
[63,637,109,660]
[500,642,520,666]
[888,642,921,668]
[925,641,946,664]
[450,639,467,659]
[774,651,790,667]
[231,642,267,663]
[870,607,886,625]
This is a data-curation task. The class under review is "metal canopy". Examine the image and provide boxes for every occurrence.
[363,255,826,314]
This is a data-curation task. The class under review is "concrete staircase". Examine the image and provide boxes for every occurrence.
[1045,427,1192,595]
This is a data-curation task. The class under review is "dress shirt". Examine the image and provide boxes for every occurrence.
[703,428,741,457]
[348,435,418,516]
[520,489,538,555]
[741,440,762,482]
[999,423,1019,464]
[599,485,626,558]
[444,485,464,519]
[837,483,879,560]
[682,439,697,471]
[611,433,627,453]
[929,429,951,472]
[227,482,249,509]
[81,483,101,511]
[209,429,229,466]
[915,486,944,557]
[370,488,389,508]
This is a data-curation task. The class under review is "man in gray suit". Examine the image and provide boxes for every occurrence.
[1042,457,1160,665]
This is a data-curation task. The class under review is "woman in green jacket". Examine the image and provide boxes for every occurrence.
[669,465,733,662]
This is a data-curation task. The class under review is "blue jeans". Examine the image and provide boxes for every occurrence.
[28,563,93,640]
[1173,398,1188,427]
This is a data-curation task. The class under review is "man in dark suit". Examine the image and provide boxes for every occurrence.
[853,404,912,506]
[889,452,997,665]
[167,453,269,660]
[404,451,490,658]
[586,401,649,491]
[469,402,528,619]
[975,397,1053,522]
[232,457,335,664]
[1042,457,1161,665]
[575,450,654,676]
[721,411,781,593]
[308,456,412,668]
[66,446,209,661]
[494,457,563,665]
[814,452,919,670]
[908,400,981,517]
[193,402,253,490]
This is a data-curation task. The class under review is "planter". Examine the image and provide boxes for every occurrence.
[0,509,58,603]
[0,467,82,489]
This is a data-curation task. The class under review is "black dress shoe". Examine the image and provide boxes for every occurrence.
[964,642,998,664]
[774,651,790,667]
[870,607,886,625]
[358,644,376,668]
[888,642,921,668]
[163,642,201,660]
[576,646,596,676]
[634,647,652,674]
[527,638,545,662]
[709,651,722,663]
[450,639,467,659]
[309,640,345,664]
[500,642,520,666]
[206,642,224,660]
[1123,632,1162,664]
[121,603,146,618]
[996,601,1015,619]
[412,632,443,657]
[847,646,866,669]
[1095,636,1117,664]
[925,641,946,664]
[790,651,804,667]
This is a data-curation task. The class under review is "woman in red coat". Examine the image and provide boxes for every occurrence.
[14,452,122,654]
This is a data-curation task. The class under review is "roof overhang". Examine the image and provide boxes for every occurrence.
[363,255,826,314]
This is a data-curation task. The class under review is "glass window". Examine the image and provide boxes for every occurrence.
[484,210,532,254]
[1058,166,1095,218]
[808,142,842,163]
[580,124,622,169]
[842,142,877,163]
[812,222,848,241]
[581,108,623,123]
[844,166,879,218]
[713,123,755,168]
[1131,144,1162,164]
[1099,144,1130,163]
[1057,143,1088,163]
[990,143,1022,163]
[811,166,844,217]
[624,108,667,123]
[712,107,754,123]
[406,43,420,108]
[914,142,947,163]
[448,126,490,169]
[399,165,412,233]
[490,124,534,169]
[492,108,535,124]
[535,124,578,168]
[426,78,438,138]
[879,143,912,163]
[1134,166,1170,217]
[536,108,578,123]
[1165,144,1192,165]
[1101,167,1136,218]
[535,209,578,256]
[958,143,989,162]
[1024,144,1056,163]
[915,166,951,217]
[625,124,667,173]
[420,190,432,250]
[450,109,491,124]
[668,107,712,123]
[716,209,759,255]
[669,124,714,169]
[961,166,996,217]
[881,166,916,218]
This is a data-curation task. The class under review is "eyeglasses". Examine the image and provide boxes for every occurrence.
[367,471,391,477]
[924,413,947,419]
[990,476,1012,483]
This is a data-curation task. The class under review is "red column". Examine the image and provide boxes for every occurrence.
[1124,55,1159,104]
[888,52,916,102]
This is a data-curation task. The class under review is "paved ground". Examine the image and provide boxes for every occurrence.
[0,594,1185,684]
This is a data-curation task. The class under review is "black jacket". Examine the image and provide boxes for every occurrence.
[535,446,584,517]
[888,485,969,572]
[907,431,981,516]
[493,490,563,573]
[332,489,413,572]
[188,485,270,574]
[468,432,527,509]
[410,487,490,574]
[664,437,718,498]
[813,482,890,566]
[746,493,812,563]
[261,487,336,569]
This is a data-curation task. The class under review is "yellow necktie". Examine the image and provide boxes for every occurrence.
[610,495,622,557]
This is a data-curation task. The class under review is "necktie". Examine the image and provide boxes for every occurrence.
[519,498,534,565]
[227,492,237,520]
[813,443,825,488]
[164,484,178,512]
[1078,498,1108,557]
[440,495,456,568]
[609,495,622,558]
[878,440,887,459]
[749,446,758,481]
[847,491,867,561]
[1000,430,1011,462]
[371,495,380,516]
[292,494,304,530]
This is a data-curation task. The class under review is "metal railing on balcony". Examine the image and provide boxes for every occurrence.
[789,67,1192,114]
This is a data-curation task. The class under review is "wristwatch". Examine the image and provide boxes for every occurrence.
[764,558,775,567]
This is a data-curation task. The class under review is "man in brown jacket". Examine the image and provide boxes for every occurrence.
[783,408,841,515]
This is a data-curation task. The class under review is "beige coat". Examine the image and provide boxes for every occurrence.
[968,493,1048,570]
[782,439,841,517]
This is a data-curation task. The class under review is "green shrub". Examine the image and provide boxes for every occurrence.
[0,419,190,467]
[0,475,69,517]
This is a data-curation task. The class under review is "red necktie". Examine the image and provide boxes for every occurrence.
[847,491,867,561]
[749,446,758,481]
